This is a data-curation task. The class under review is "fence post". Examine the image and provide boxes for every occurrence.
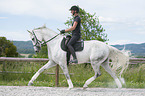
[2,61,5,79]
[55,64,59,87]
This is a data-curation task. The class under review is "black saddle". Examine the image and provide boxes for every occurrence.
[61,35,84,66]
[61,36,84,52]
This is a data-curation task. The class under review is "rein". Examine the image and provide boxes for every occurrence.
[32,30,60,46]
[43,33,60,44]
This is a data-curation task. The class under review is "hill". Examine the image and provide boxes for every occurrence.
[13,41,35,54]
[12,41,145,57]
[112,43,145,57]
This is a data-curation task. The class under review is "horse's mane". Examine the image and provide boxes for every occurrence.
[33,25,58,34]
[33,25,46,30]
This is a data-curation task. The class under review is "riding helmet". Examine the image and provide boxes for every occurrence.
[70,6,79,13]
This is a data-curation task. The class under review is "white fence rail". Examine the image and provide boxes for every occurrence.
[0,57,49,62]
[129,58,145,64]
[1,57,145,63]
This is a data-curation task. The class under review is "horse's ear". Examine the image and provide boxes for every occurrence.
[43,24,46,28]
[27,30,32,34]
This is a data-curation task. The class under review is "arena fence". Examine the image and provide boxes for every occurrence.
[0,57,145,86]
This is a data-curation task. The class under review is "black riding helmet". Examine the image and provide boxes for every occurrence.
[69,6,79,13]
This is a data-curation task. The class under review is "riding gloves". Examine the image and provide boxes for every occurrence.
[60,30,65,34]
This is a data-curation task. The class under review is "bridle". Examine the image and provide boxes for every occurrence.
[32,30,60,47]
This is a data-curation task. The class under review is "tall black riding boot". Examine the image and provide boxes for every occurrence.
[67,36,79,64]
[67,45,78,64]
[69,51,78,64]
[66,51,71,66]
[70,58,78,64]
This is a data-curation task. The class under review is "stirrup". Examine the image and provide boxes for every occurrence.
[70,59,78,64]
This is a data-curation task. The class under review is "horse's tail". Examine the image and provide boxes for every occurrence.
[108,45,130,77]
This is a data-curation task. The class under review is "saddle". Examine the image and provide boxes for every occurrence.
[61,35,84,52]
[61,35,84,65]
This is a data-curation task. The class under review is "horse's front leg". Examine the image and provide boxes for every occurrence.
[28,60,56,86]
[59,62,73,90]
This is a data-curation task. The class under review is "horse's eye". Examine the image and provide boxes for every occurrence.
[32,38,34,41]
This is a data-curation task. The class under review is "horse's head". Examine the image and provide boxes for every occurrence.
[28,25,59,52]
[28,30,41,53]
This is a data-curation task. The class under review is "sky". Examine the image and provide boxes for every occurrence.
[0,0,145,45]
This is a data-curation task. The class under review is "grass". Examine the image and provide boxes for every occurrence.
[0,62,145,88]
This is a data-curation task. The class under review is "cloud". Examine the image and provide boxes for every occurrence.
[109,40,132,45]
[0,0,31,14]
[0,0,145,45]
[0,0,70,21]
[98,16,121,23]
[0,30,30,41]
[0,17,8,19]
[98,16,140,25]
[134,31,145,35]
[1,0,145,21]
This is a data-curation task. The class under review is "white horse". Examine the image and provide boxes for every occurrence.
[27,25,129,89]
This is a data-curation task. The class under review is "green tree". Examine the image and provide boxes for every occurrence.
[0,37,18,57]
[65,7,108,42]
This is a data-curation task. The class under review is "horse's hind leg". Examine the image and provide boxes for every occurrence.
[101,59,122,88]
[28,60,56,86]
[83,61,101,89]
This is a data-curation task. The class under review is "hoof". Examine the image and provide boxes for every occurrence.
[67,87,73,90]
[83,84,88,90]
[83,87,88,90]
[117,86,122,89]
[28,81,33,86]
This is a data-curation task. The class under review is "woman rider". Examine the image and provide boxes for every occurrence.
[60,6,81,64]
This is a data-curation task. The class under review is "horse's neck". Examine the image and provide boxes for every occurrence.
[42,28,58,41]
[46,35,63,58]
[41,28,63,59]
